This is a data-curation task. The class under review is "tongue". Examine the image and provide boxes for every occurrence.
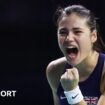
[69,53,77,59]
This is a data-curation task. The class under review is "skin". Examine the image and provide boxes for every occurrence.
[46,13,105,105]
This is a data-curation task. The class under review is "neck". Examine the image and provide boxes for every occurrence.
[75,51,99,80]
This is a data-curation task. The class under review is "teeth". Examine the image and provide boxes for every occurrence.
[66,46,76,49]
[66,46,78,54]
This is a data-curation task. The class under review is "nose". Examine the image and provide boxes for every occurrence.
[65,32,74,42]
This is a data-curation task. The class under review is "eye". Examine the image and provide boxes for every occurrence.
[59,31,67,35]
[74,30,83,35]
[58,29,68,36]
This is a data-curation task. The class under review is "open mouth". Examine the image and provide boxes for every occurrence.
[65,46,78,59]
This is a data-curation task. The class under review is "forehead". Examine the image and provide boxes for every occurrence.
[58,13,88,29]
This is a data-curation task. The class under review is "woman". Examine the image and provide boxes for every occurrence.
[46,5,105,105]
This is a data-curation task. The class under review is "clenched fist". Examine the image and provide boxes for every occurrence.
[60,67,79,91]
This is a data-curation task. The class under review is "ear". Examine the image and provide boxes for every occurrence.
[91,30,97,43]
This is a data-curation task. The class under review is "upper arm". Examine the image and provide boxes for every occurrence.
[97,92,105,105]
[100,60,105,94]
[46,57,66,105]
[46,61,56,90]
[98,60,105,105]
[46,61,59,105]
[46,57,66,91]
[97,73,105,105]
[52,90,59,105]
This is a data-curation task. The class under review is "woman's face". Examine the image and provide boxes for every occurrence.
[57,13,97,66]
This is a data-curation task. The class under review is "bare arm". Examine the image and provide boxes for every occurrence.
[97,92,105,105]
[72,60,105,105]
[60,68,87,105]
[52,90,59,105]
[97,62,105,105]
[46,61,59,105]
[46,60,87,105]
[46,57,67,105]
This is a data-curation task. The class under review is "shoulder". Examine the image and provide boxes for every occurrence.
[100,53,105,94]
[46,57,67,74]
[46,57,67,92]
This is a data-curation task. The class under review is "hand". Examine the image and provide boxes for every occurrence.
[60,67,79,91]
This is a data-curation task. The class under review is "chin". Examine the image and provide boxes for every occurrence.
[66,57,79,67]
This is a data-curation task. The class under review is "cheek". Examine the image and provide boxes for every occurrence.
[58,37,65,45]
[79,36,92,50]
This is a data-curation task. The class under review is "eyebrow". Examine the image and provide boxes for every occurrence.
[58,27,67,30]
[58,27,83,31]
[72,27,83,30]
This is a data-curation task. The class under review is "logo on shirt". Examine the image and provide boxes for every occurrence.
[84,96,98,105]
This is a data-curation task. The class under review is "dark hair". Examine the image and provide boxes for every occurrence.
[54,5,105,53]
